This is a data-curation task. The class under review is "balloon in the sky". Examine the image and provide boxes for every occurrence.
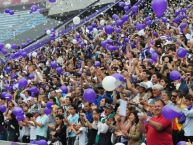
[105,25,113,34]
[0,105,6,113]
[11,43,17,49]
[60,85,68,94]
[177,48,187,58]
[13,107,23,116]
[44,107,52,115]
[112,14,119,21]
[30,5,38,13]
[73,16,81,25]
[9,9,14,15]
[151,0,168,18]
[46,30,51,35]
[18,77,28,90]
[102,76,119,91]
[5,44,11,49]
[176,141,186,145]
[169,70,181,81]
[83,88,96,103]
[0,43,4,50]
[132,5,138,13]
[4,8,10,13]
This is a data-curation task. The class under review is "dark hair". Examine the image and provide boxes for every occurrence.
[55,114,64,120]
[57,107,64,113]
[130,110,139,124]
[92,109,100,114]
[155,99,166,106]
[26,113,33,118]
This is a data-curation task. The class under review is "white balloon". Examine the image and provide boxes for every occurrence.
[32,52,37,57]
[46,30,51,35]
[100,19,105,26]
[73,16,80,25]
[115,143,125,145]
[93,28,98,34]
[5,43,11,49]
[72,39,77,44]
[102,76,118,91]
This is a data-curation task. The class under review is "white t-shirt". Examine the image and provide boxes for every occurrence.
[29,121,36,140]
[78,127,88,145]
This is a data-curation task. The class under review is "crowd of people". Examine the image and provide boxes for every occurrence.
[0,0,192,145]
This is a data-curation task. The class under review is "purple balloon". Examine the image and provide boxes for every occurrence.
[44,107,52,115]
[28,73,35,80]
[177,141,186,145]
[105,25,113,34]
[145,16,151,22]
[116,19,124,27]
[162,105,181,120]
[0,105,6,113]
[30,5,38,13]
[94,61,101,67]
[173,17,181,24]
[132,5,138,13]
[112,14,119,21]
[60,85,68,94]
[83,88,96,103]
[18,77,28,90]
[146,20,152,26]
[107,45,118,51]
[131,42,136,48]
[48,0,56,2]
[46,101,53,109]
[5,66,12,73]
[151,0,168,18]
[153,31,158,37]
[177,48,187,58]
[56,67,63,75]
[29,86,39,94]
[115,27,121,33]
[11,43,17,49]
[50,61,58,69]
[37,140,48,145]
[16,115,25,121]
[169,70,181,81]
[112,73,126,82]
[101,40,108,48]
[87,26,93,32]
[135,23,146,30]
[119,2,125,7]
[1,92,7,99]
[5,93,12,101]
[5,84,11,91]
[13,107,23,116]
[121,15,128,22]
[124,5,130,12]
[9,10,14,15]
[4,8,10,13]
[161,17,168,23]
[0,43,4,50]
[151,51,158,61]
[180,23,188,31]
[124,38,129,43]
[1,49,7,55]
[21,51,27,57]
[91,22,97,28]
